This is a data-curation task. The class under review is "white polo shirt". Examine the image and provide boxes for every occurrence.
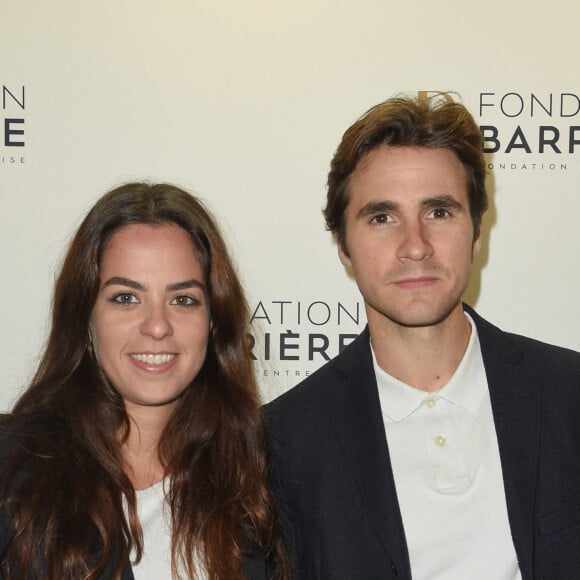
[372,314,521,580]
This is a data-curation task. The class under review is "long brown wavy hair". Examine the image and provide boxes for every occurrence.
[0,183,288,579]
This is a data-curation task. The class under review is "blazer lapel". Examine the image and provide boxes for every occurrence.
[470,308,541,579]
[329,328,412,578]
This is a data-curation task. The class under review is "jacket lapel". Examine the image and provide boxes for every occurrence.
[329,328,412,578]
[469,307,541,579]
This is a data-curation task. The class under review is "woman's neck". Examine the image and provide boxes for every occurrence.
[122,404,173,490]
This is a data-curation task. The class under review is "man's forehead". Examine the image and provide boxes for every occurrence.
[355,144,461,170]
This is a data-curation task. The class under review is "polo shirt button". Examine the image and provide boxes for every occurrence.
[426,398,436,408]
[435,435,447,447]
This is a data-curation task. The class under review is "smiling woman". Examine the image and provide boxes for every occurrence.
[0,183,288,580]
[91,224,211,420]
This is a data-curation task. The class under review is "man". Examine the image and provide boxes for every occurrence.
[266,95,580,579]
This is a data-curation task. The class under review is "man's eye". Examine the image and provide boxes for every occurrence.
[112,293,138,304]
[371,214,392,224]
[430,208,451,219]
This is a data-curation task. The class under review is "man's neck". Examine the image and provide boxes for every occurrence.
[368,304,472,393]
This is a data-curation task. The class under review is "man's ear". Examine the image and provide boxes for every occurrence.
[338,239,352,269]
[472,228,482,258]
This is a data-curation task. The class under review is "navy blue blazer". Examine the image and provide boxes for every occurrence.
[266,305,580,579]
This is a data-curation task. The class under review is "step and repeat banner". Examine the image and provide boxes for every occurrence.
[1,1,579,406]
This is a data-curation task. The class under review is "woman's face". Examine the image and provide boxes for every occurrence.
[90,223,211,417]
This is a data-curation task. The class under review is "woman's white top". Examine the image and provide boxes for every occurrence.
[128,479,207,580]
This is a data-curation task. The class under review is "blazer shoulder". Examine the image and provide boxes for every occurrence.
[502,332,580,381]
[265,328,371,420]
[467,305,580,376]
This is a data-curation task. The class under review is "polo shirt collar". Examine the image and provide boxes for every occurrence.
[372,313,486,422]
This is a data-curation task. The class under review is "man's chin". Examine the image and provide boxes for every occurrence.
[376,301,463,329]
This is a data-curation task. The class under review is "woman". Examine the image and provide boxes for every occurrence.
[0,183,288,579]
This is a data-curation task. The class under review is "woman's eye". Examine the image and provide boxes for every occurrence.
[112,293,138,305]
[171,295,199,307]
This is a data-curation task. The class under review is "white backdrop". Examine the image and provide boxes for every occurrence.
[1,1,579,407]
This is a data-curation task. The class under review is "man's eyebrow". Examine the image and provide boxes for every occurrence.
[357,200,399,219]
[421,195,465,211]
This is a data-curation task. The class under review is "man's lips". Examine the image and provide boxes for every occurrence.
[393,276,439,289]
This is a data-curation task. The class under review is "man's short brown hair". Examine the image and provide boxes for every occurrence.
[324,94,488,250]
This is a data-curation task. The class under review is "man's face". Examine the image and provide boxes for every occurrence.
[339,145,480,331]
